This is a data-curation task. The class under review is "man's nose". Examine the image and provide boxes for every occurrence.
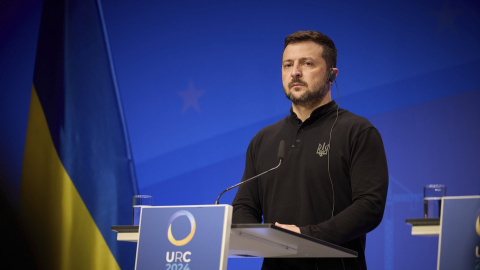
[291,64,302,78]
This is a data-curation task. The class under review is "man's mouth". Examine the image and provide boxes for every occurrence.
[289,81,306,88]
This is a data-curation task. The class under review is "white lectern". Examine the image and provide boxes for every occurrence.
[112,205,357,270]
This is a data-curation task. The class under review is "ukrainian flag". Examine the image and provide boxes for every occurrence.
[19,0,137,269]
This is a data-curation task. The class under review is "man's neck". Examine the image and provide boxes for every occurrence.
[292,95,331,122]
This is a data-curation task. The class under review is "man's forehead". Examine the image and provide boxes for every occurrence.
[282,41,324,60]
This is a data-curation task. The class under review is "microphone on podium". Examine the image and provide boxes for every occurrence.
[214,140,285,205]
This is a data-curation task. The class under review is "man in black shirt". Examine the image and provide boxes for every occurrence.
[232,31,389,270]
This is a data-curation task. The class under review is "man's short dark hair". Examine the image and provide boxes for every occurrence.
[284,30,337,68]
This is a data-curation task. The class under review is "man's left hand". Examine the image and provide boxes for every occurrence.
[275,222,300,234]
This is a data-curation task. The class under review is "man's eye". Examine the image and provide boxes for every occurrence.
[283,63,292,68]
[305,62,313,66]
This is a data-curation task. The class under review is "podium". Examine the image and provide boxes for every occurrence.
[405,218,440,236]
[112,224,357,258]
[112,205,357,269]
[405,196,480,270]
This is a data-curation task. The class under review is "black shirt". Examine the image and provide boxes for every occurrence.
[232,101,389,270]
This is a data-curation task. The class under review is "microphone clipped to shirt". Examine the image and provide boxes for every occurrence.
[215,140,285,205]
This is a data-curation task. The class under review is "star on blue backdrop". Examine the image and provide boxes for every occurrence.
[1,0,479,269]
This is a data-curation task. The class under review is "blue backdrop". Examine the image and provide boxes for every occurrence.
[1,0,479,269]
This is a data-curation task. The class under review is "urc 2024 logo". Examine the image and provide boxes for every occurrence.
[165,210,196,270]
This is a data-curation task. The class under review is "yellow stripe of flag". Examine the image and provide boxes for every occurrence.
[19,86,120,270]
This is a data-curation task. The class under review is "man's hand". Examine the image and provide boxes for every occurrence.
[275,222,300,234]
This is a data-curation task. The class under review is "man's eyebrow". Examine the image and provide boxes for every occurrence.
[282,57,315,63]
[299,57,314,61]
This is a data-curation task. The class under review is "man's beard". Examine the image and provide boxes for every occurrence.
[284,79,329,107]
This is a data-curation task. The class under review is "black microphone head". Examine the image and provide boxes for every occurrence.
[277,140,285,161]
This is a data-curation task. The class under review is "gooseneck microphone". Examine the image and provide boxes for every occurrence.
[214,140,286,205]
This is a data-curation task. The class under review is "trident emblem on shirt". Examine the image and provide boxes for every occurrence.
[316,142,330,157]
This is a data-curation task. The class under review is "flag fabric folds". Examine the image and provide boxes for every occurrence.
[20,0,137,269]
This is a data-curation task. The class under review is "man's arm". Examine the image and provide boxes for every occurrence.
[300,127,388,244]
[232,139,263,224]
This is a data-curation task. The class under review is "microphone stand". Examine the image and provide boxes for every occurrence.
[214,159,283,205]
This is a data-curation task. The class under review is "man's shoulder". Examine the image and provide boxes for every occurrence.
[335,109,380,139]
[255,115,290,136]
[246,116,290,148]
[338,109,374,128]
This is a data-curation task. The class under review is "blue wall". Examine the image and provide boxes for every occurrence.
[1,0,479,269]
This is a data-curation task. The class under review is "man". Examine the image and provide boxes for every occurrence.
[232,31,389,270]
